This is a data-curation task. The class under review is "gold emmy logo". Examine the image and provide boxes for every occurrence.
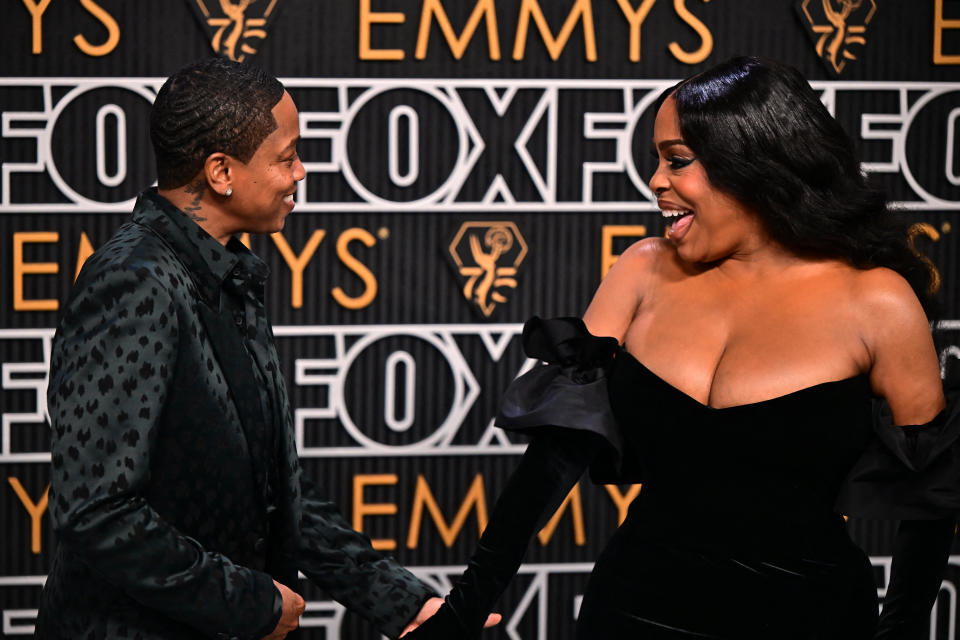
[448,222,528,318]
[189,0,282,62]
[799,0,877,74]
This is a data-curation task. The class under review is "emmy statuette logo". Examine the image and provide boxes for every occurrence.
[188,0,284,61]
[798,0,877,75]
[448,222,528,318]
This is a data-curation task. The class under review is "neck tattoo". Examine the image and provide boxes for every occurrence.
[183,180,207,222]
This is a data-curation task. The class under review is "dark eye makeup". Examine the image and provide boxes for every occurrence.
[649,147,696,170]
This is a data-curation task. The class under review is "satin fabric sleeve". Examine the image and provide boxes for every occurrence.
[838,365,960,639]
[403,316,619,639]
[494,316,642,483]
[836,368,960,520]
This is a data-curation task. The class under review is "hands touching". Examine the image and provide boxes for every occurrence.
[398,597,502,638]
[258,584,502,640]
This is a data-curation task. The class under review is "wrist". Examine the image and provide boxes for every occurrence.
[254,582,283,639]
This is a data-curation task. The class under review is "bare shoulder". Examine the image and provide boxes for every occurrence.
[846,267,943,424]
[847,266,926,324]
[619,235,672,261]
[583,237,672,340]
[850,265,916,295]
[597,237,677,298]
[610,236,676,279]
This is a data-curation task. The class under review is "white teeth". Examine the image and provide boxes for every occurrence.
[660,209,692,218]
[283,194,294,203]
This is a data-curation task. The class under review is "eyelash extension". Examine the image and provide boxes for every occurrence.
[649,148,696,169]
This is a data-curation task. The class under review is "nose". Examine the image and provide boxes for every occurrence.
[648,162,668,196]
[293,155,306,182]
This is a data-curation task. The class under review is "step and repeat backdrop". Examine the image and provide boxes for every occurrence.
[2,1,960,638]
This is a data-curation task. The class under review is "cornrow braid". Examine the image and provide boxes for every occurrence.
[150,57,284,189]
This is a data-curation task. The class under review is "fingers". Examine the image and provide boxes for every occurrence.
[399,617,421,637]
[483,613,503,628]
[292,591,306,617]
[398,603,501,637]
[417,597,444,620]
[399,597,444,637]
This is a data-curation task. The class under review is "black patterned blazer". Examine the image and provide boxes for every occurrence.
[37,190,433,640]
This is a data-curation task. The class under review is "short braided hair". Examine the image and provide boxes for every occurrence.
[150,57,284,189]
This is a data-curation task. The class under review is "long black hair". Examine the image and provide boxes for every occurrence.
[669,56,938,315]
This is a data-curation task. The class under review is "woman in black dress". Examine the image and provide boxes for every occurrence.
[402,57,956,639]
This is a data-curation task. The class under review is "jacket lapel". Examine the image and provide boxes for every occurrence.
[135,191,272,506]
[198,294,271,508]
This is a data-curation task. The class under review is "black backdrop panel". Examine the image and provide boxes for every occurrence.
[1,1,959,638]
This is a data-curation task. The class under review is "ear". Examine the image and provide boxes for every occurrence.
[203,152,233,197]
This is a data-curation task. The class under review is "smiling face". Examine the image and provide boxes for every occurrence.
[650,96,766,264]
[224,90,305,235]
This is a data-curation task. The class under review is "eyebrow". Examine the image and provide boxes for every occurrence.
[280,137,300,154]
[656,138,686,150]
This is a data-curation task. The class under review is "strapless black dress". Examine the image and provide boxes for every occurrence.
[574,351,878,638]
[404,317,960,640]
[496,317,960,639]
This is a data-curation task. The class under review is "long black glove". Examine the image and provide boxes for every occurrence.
[873,356,960,640]
[404,428,603,638]
[875,518,956,640]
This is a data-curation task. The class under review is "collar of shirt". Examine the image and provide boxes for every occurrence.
[132,188,270,307]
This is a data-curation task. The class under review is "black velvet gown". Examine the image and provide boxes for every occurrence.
[405,317,960,640]
[575,351,878,638]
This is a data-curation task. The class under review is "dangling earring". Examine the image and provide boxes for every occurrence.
[224,187,233,197]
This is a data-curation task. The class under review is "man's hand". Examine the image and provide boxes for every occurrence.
[398,596,502,637]
[260,580,305,640]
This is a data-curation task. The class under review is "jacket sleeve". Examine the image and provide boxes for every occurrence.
[295,474,436,639]
[48,263,280,640]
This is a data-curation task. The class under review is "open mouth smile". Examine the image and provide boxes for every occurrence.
[660,206,695,240]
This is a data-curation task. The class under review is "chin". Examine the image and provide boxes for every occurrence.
[676,244,703,264]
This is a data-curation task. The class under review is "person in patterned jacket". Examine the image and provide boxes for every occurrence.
[36,57,462,640]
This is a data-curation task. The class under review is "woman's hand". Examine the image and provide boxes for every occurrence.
[398,597,501,638]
